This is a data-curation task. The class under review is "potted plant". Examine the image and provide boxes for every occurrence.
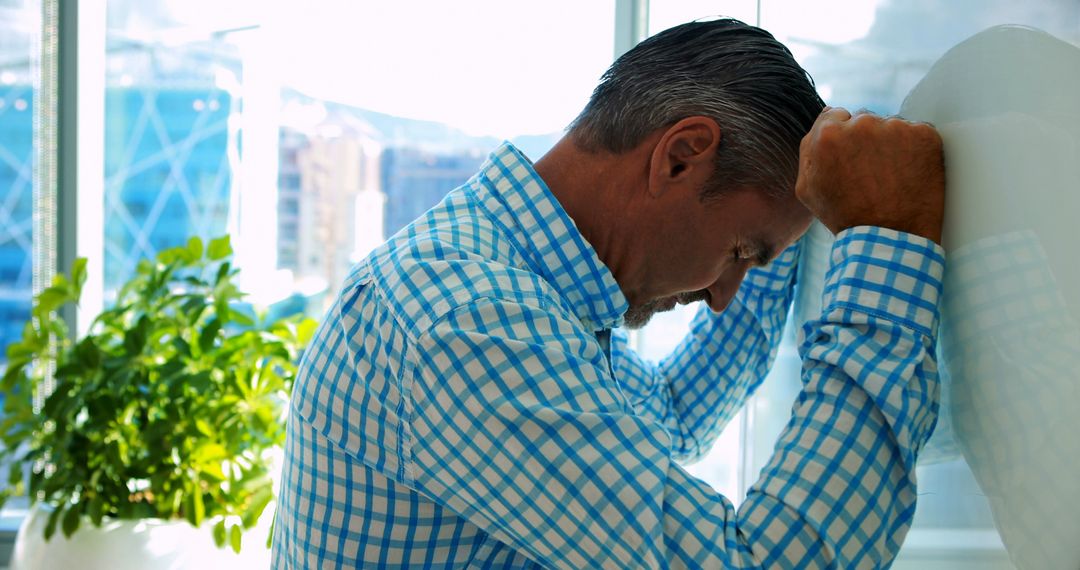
[0,236,315,568]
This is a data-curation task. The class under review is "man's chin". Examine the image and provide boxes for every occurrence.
[623,297,678,330]
[622,308,654,330]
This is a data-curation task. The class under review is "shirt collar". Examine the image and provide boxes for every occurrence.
[470,142,628,330]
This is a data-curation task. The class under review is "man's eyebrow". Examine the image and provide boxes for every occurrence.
[753,238,774,267]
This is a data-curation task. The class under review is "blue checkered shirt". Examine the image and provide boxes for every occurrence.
[272,143,946,569]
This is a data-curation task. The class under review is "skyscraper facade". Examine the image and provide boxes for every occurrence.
[276,124,385,296]
[380,148,485,239]
[0,86,33,361]
[104,85,234,295]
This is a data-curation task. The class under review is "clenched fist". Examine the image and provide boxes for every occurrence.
[795,107,946,244]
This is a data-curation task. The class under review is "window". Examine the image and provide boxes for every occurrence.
[0,0,40,547]
[104,2,241,298]
[0,0,38,378]
[649,0,758,32]
[102,0,615,314]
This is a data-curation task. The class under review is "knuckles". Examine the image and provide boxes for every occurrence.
[913,122,944,148]
[848,112,881,131]
[811,121,843,152]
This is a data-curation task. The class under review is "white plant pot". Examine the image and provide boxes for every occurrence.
[10,506,272,570]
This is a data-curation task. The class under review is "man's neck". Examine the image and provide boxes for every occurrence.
[532,136,649,305]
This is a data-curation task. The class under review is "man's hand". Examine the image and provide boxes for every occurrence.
[795,107,946,244]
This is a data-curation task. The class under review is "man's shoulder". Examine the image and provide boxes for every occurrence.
[362,207,567,340]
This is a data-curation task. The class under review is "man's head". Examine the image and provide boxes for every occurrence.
[569,18,825,200]
[539,19,824,329]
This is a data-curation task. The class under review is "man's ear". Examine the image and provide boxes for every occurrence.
[647,116,722,198]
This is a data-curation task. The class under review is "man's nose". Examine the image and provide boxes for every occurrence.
[706,266,750,313]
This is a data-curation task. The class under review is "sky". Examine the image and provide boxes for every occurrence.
[137,0,615,138]
[111,0,889,139]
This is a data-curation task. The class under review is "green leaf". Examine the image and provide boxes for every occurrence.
[61,502,81,538]
[186,371,212,393]
[198,319,222,353]
[212,518,227,548]
[28,468,43,498]
[7,462,22,487]
[123,315,150,356]
[133,501,156,519]
[192,488,205,527]
[228,309,254,328]
[241,486,273,528]
[187,236,205,262]
[229,523,242,554]
[36,286,70,314]
[50,272,70,291]
[135,258,154,275]
[183,490,198,527]
[200,462,226,483]
[74,338,102,370]
[296,318,318,346]
[194,419,215,438]
[193,442,227,465]
[70,257,88,297]
[168,488,183,514]
[6,337,39,362]
[180,297,208,323]
[207,236,232,261]
[44,506,63,541]
[88,495,105,526]
[41,386,69,418]
[172,336,193,358]
[2,365,27,392]
[214,261,232,286]
[53,363,83,379]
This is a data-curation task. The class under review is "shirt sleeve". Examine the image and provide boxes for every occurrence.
[405,226,945,569]
[614,242,800,462]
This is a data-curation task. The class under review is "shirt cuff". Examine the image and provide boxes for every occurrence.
[822,226,946,338]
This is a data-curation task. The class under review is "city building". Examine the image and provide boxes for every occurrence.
[277,93,501,302]
[0,85,33,361]
[103,85,234,295]
[380,147,485,239]
[276,121,385,297]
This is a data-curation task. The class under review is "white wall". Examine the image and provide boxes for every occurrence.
[796,24,1080,569]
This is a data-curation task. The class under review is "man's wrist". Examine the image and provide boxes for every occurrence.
[821,226,946,337]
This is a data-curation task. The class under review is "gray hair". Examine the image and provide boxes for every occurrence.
[568,18,825,200]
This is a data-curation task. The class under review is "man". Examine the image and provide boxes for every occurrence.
[273,18,945,569]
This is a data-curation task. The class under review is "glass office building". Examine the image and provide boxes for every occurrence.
[103,86,234,294]
[0,85,33,362]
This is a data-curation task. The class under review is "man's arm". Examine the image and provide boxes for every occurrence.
[745,227,944,567]
[613,243,800,463]
[613,106,947,470]
[407,230,943,568]
[405,108,948,568]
